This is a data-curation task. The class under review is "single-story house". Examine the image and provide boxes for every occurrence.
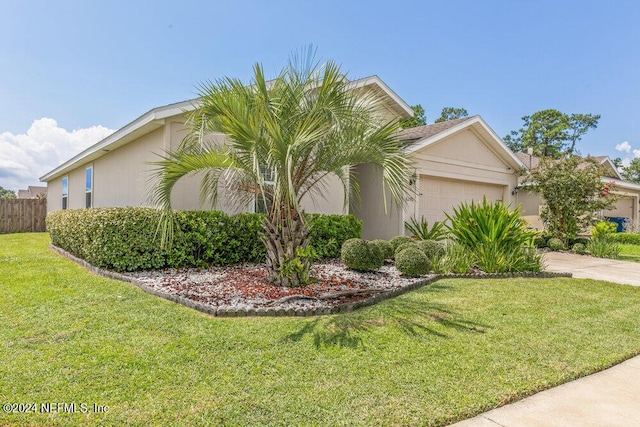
[40,75,530,240]
[41,75,530,240]
[514,153,640,232]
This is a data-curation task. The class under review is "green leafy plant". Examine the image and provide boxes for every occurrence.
[150,49,410,287]
[389,235,414,253]
[433,242,476,274]
[446,198,540,273]
[340,239,384,272]
[46,208,360,272]
[591,220,618,239]
[527,156,617,241]
[404,217,448,241]
[416,239,445,260]
[370,239,393,260]
[534,236,547,248]
[572,243,587,255]
[609,233,640,245]
[395,247,431,277]
[588,237,621,259]
[395,242,420,257]
[547,238,565,251]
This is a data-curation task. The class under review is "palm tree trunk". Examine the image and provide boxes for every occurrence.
[261,208,312,287]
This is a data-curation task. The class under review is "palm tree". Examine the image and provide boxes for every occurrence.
[150,52,411,287]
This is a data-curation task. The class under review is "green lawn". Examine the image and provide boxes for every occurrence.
[2,233,640,426]
[619,243,640,262]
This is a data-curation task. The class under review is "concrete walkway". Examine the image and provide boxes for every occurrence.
[449,252,640,427]
[543,251,640,286]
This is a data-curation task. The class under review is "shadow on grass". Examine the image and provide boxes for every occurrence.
[282,282,491,349]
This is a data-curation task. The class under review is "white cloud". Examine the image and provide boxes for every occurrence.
[616,141,632,153]
[634,149,640,159]
[0,118,114,192]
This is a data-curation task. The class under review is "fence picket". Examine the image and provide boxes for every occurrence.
[0,199,47,233]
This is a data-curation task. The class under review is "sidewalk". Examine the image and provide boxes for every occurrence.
[449,252,640,426]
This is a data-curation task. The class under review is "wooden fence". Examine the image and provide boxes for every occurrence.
[0,198,47,233]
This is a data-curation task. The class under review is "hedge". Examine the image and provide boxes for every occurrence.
[608,232,640,245]
[46,208,361,272]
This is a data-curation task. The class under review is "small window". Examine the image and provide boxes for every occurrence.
[62,176,68,210]
[85,166,93,208]
[255,163,274,213]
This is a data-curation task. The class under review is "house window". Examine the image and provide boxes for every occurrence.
[85,166,93,208]
[255,164,274,214]
[62,176,68,210]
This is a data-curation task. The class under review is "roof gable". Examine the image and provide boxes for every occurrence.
[401,116,525,171]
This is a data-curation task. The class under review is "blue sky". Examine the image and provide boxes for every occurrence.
[1,0,639,191]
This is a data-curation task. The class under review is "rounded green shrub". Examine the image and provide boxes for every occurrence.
[389,235,413,252]
[417,239,445,259]
[395,242,420,257]
[534,236,547,248]
[547,237,565,251]
[395,247,431,277]
[341,238,384,272]
[370,239,393,260]
[572,242,587,255]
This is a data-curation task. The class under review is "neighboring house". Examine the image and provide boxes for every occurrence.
[514,153,640,231]
[17,185,47,199]
[354,116,525,239]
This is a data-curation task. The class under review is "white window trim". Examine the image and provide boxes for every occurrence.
[85,166,93,208]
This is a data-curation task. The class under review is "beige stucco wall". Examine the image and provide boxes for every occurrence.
[350,163,404,240]
[406,129,518,225]
[47,113,346,216]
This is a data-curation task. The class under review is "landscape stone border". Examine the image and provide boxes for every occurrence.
[50,244,573,318]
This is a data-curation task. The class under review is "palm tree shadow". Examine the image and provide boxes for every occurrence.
[281,283,491,349]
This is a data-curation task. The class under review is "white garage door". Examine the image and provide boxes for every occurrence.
[418,175,505,224]
[604,197,634,219]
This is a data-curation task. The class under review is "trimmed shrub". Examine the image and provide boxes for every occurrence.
[570,237,590,246]
[46,208,362,272]
[306,213,362,259]
[389,235,413,252]
[572,242,587,255]
[395,241,420,257]
[547,238,565,251]
[609,233,640,245]
[341,238,384,272]
[534,236,547,248]
[416,239,445,259]
[395,247,431,277]
[370,239,393,260]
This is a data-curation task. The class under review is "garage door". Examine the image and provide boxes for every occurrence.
[418,175,505,224]
[604,196,634,220]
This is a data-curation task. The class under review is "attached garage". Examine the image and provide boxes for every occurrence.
[354,116,524,239]
[419,176,506,224]
[604,196,634,220]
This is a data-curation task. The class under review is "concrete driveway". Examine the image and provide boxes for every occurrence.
[449,251,640,427]
[543,251,640,286]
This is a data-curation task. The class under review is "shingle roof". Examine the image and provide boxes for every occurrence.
[515,152,540,169]
[397,115,478,144]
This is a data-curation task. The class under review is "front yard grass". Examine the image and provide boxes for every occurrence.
[619,243,640,262]
[2,233,640,426]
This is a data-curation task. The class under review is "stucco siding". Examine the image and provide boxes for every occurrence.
[46,177,63,212]
[406,129,517,225]
[92,127,163,208]
[350,163,403,240]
